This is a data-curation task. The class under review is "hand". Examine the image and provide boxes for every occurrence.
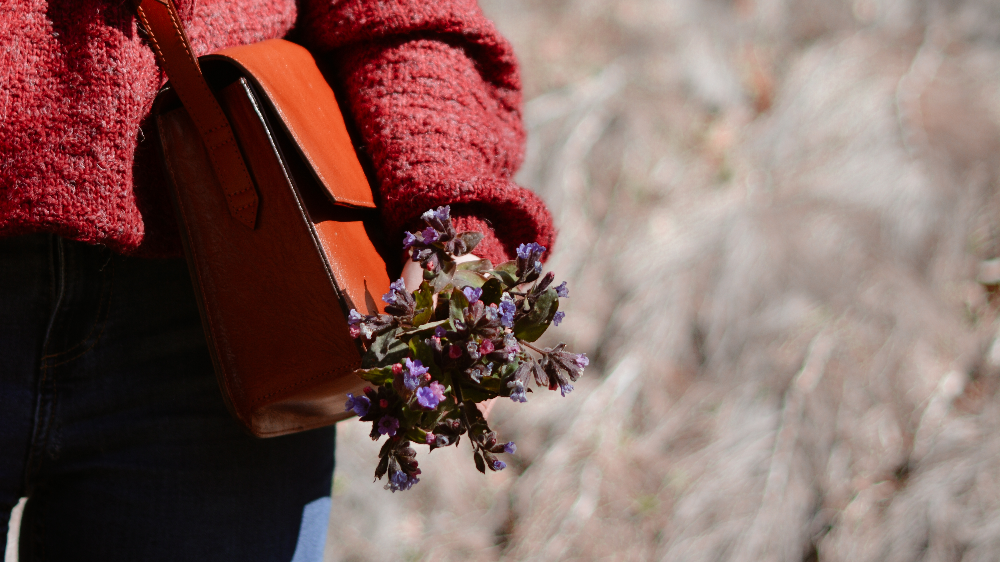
[401,252,497,419]
[401,252,484,292]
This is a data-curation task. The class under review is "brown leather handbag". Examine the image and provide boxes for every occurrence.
[135,0,393,437]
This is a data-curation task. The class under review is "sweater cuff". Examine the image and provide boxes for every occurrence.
[331,36,556,263]
[451,212,509,264]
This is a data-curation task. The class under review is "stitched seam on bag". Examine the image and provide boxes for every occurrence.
[163,5,228,130]
[163,5,258,208]
[158,136,251,427]
[250,363,359,407]
[143,2,257,214]
[210,137,255,202]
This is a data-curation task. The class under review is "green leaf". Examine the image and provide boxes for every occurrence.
[405,427,430,444]
[411,281,435,326]
[457,258,493,272]
[357,366,394,385]
[479,376,503,394]
[474,451,486,474]
[513,288,560,342]
[455,232,485,255]
[441,256,457,277]
[408,337,441,377]
[398,318,450,338]
[492,261,519,288]
[458,384,493,402]
[364,328,408,368]
[480,278,504,306]
[401,404,423,427]
[428,269,454,293]
[453,270,486,289]
[449,288,470,325]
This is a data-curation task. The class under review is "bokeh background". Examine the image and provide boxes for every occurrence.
[327,0,1000,561]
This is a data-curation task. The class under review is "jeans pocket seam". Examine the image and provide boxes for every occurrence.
[40,256,116,366]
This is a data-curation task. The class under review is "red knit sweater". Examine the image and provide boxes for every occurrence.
[0,0,554,264]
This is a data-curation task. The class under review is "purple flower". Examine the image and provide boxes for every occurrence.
[347,309,364,326]
[416,381,446,409]
[508,380,527,403]
[382,278,407,305]
[421,205,450,222]
[491,459,507,471]
[517,242,545,273]
[553,311,566,326]
[555,281,569,297]
[504,442,516,454]
[377,416,400,437]
[434,326,447,338]
[402,231,418,249]
[516,242,546,260]
[404,358,429,391]
[560,383,574,397]
[421,227,439,244]
[574,354,589,368]
[344,393,370,416]
[387,470,419,492]
[462,286,482,304]
[416,387,437,408]
[501,332,519,356]
[499,294,516,327]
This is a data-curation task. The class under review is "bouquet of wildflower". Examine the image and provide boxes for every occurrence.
[344,206,588,492]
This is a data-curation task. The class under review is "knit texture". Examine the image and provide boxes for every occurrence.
[0,0,554,262]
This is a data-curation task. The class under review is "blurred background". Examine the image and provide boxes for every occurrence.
[327,0,1000,561]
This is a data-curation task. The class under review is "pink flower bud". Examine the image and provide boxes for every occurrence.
[392,363,403,375]
[448,345,463,359]
[480,339,495,354]
[380,399,389,409]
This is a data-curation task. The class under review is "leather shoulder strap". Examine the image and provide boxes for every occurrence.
[134,0,258,229]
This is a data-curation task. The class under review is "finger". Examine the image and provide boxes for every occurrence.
[401,255,424,293]
[477,397,497,420]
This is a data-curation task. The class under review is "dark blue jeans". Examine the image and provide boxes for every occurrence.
[1,234,336,561]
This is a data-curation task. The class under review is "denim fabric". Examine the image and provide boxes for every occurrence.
[0,234,335,561]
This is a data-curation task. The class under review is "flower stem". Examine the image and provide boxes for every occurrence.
[520,341,545,354]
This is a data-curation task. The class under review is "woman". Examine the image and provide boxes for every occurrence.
[0,0,554,559]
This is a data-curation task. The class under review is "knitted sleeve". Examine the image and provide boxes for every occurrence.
[297,0,555,264]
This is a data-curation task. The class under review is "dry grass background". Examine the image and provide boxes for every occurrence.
[326,0,1000,561]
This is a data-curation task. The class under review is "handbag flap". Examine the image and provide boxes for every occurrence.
[206,39,376,209]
